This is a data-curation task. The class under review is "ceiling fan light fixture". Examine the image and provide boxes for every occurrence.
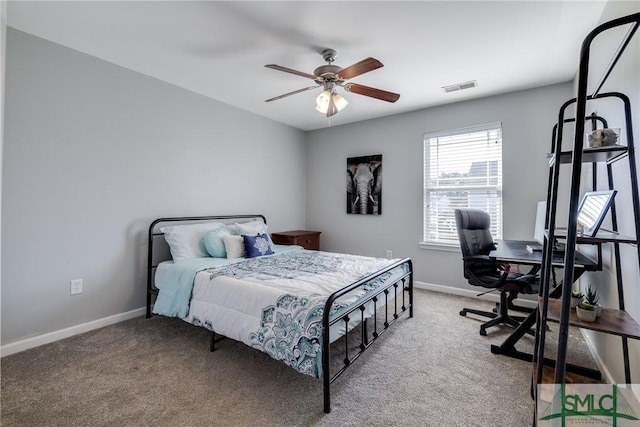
[315,90,331,113]
[265,48,398,117]
[333,93,348,111]
[315,90,348,115]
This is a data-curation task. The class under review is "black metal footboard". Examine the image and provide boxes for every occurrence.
[321,257,413,413]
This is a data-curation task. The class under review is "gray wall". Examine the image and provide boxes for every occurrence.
[0,1,6,341]
[1,29,306,344]
[577,1,640,383]
[305,83,573,289]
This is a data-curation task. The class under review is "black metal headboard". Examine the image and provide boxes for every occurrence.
[146,214,266,317]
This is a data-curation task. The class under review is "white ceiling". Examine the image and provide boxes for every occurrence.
[7,1,609,131]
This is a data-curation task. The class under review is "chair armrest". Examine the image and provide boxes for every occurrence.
[462,254,493,263]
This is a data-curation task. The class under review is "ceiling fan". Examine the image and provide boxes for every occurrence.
[265,48,400,117]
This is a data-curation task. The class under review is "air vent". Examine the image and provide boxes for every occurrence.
[442,80,477,93]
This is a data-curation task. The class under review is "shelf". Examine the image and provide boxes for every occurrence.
[534,363,603,386]
[542,298,640,340]
[551,228,637,244]
[534,12,640,402]
[534,364,603,410]
[547,144,628,166]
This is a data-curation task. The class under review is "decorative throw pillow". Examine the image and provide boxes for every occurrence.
[161,221,225,262]
[204,227,231,258]
[243,233,274,258]
[222,234,245,259]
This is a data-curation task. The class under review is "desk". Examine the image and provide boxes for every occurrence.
[489,240,599,376]
[491,239,597,270]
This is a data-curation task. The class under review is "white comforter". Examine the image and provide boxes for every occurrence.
[154,250,407,378]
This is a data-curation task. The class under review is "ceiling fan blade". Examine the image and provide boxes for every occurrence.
[337,58,383,80]
[265,85,319,102]
[265,64,318,80]
[344,83,400,103]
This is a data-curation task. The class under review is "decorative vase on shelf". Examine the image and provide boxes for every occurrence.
[576,303,597,322]
[586,128,620,148]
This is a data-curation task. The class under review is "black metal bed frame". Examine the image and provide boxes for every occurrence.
[146,214,268,318]
[146,214,414,414]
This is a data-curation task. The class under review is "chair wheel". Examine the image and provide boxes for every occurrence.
[460,310,466,316]
[480,328,487,336]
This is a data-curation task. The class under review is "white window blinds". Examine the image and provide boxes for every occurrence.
[423,123,503,245]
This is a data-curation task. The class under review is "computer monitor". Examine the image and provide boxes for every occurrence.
[533,190,616,245]
[577,190,617,237]
[534,201,546,245]
[531,201,563,252]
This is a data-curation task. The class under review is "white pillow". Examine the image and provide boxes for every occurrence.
[228,219,263,234]
[222,234,246,259]
[235,220,273,244]
[161,222,225,262]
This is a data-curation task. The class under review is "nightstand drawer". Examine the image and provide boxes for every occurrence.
[296,234,320,251]
[271,230,321,251]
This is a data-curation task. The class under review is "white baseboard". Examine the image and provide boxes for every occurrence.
[0,307,146,357]
[0,282,536,358]
[579,329,616,384]
[414,280,538,309]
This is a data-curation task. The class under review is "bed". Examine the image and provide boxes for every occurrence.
[146,214,413,413]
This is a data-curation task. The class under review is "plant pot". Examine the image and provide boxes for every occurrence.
[570,296,582,309]
[586,128,620,148]
[594,304,602,317]
[576,306,597,322]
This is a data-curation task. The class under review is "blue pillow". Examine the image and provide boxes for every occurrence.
[204,227,231,258]
[243,233,274,258]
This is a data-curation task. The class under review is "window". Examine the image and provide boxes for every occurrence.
[423,123,503,246]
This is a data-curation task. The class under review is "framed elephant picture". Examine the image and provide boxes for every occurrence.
[347,154,382,215]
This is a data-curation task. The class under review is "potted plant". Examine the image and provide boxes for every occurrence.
[571,289,584,309]
[584,285,601,317]
[576,302,597,322]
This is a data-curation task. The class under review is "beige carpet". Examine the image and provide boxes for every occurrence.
[1,289,597,426]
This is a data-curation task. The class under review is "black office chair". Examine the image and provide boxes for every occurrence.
[455,208,538,336]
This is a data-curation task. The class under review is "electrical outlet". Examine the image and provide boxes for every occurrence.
[70,279,83,295]
[386,250,393,259]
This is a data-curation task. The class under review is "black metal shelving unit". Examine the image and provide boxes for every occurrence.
[533,12,640,394]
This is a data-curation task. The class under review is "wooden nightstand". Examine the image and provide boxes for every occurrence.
[271,230,321,251]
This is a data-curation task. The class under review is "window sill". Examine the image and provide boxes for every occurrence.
[418,242,461,253]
